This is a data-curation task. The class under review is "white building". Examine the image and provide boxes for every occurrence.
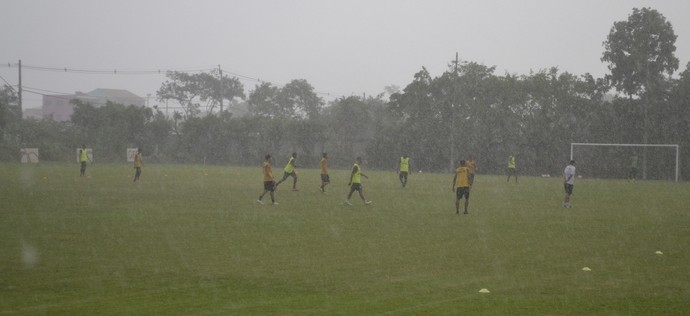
[42,88,145,122]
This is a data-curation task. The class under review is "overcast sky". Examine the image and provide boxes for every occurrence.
[2,0,689,110]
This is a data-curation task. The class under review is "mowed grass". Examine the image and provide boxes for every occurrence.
[1,163,688,315]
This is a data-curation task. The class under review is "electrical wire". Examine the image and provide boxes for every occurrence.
[4,62,345,100]
[0,73,17,93]
[1,63,215,75]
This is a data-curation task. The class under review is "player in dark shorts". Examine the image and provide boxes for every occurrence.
[456,187,470,202]
[453,160,471,214]
[564,183,574,194]
[563,160,576,208]
[344,157,371,205]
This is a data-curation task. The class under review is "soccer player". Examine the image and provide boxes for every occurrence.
[507,154,518,183]
[79,144,89,177]
[452,160,471,215]
[344,157,372,205]
[628,155,638,181]
[398,155,410,188]
[275,152,298,191]
[319,153,330,193]
[133,148,143,183]
[257,154,278,205]
[563,160,576,208]
[467,154,477,187]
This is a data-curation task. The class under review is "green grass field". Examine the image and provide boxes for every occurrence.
[1,163,689,315]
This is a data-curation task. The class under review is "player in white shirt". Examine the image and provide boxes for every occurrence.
[563,160,576,208]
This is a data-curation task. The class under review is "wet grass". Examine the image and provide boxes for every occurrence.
[1,163,689,315]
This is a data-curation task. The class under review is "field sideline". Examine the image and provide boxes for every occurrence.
[1,163,689,315]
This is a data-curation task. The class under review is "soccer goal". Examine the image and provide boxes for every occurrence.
[570,143,679,182]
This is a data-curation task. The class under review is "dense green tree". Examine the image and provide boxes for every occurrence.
[247,82,284,118]
[247,80,323,120]
[0,85,21,132]
[668,62,690,179]
[326,96,372,166]
[71,101,154,161]
[0,86,21,160]
[280,79,324,120]
[602,8,678,96]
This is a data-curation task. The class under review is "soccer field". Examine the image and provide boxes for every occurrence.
[1,163,688,315]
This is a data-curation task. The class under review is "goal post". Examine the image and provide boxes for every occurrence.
[570,143,679,182]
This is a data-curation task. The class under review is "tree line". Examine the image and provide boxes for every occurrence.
[1,7,688,180]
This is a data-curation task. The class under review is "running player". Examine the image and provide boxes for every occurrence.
[344,157,371,205]
[275,152,298,191]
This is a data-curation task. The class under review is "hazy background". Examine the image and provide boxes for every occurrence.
[2,0,689,109]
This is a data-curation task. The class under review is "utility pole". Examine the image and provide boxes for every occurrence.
[218,64,223,113]
[449,52,459,172]
[18,60,23,119]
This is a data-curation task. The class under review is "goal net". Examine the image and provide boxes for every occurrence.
[570,143,679,181]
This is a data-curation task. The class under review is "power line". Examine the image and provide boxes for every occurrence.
[0,73,17,93]
[1,63,215,75]
[21,86,74,95]
[4,62,346,101]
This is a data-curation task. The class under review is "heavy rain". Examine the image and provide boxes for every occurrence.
[1,1,689,314]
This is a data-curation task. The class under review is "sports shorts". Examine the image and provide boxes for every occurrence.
[456,187,470,200]
[564,183,574,195]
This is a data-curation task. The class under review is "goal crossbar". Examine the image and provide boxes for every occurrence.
[570,143,679,182]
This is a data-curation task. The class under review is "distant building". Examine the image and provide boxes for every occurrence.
[23,107,43,119]
[42,89,145,122]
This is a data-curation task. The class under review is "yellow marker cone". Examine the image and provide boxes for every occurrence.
[582,267,591,272]
[479,288,490,294]
[655,251,663,255]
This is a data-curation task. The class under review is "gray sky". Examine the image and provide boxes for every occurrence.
[2,0,689,110]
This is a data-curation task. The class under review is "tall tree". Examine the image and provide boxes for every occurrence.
[602,7,679,178]
[157,71,244,119]
[247,82,285,118]
[280,79,323,120]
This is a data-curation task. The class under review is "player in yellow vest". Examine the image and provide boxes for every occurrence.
[257,154,278,205]
[345,157,371,205]
[319,153,330,193]
[507,154,518,183]
[398,155,410,188]
[452,160,471,215]
[79,144,89,177]
[275,152,298,191]
[133,148,143,183]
